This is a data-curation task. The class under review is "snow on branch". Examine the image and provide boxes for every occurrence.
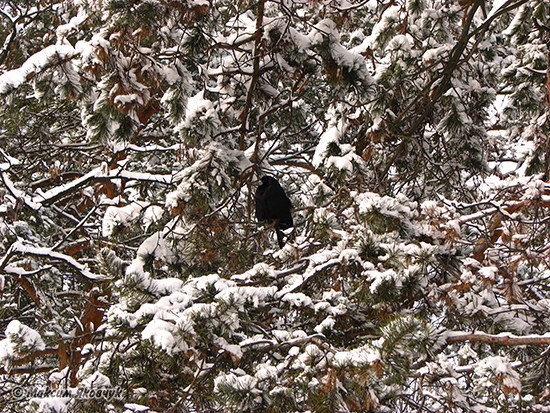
[32,164,175,206]
[5,241,103,280]
[0,149,20,171]
[240,333,326,351]
[1,172,41,210]
[0,44,78,95]
[445,331,550,346]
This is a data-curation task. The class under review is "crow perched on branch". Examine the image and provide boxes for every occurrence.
[254,175,293,248]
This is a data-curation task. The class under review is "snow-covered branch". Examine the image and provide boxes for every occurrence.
[32,165,175,206]
[5,241,103,280]
[446,331,550,346]
[0,44,78,95]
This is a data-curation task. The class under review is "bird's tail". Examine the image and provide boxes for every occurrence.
[276,226,285,248]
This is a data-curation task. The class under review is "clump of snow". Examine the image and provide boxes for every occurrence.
[388,34,414,52]
[356,191,416,219]
[56,8,88,39]
[309,19,341,45]
[180,90,221,137]
[81,343,95,356]
[312,126,342,168]
[214,335,243,360]
[332,344,380,368]
[80,371,112,388]
[326,152,358,173]
[418,354,457,377]
[143,205,163,230]
[0,149,20,171]
[142,319,188,355]
[231,262,276,282]
[314,316,336,333]
[165,142,252,217]
[475,356,522,393]
[0,321,45,371]
[214,373,258,393]
[368,4,401,49]
[49,367,70,387]
[123,268,183,298]
[313,207,339,226]
[255,364,278,381]
[216,286,277,310]
[123,232,178,281]
[165,189,187,209]
[422,44,452,64]
[479,266,498,281]
[124,404,151,413]
[281,292,313,308]
[159,66,182,85]
[364,268,400,293]
[102,202,149,237]
[184,273,237,297]
[291,343,323,370]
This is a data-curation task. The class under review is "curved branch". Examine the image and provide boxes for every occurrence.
[4,241,104,280]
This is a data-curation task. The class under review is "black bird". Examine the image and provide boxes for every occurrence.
[255,175,293,248]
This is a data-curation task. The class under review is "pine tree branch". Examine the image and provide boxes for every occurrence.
[32,165,175,206]
[51,204,99,251]
[1,270,40,306]
[0,10,18,68]
[240,333,326,351]
[238,0,266,151]
[382,0,531,185]
[0,365,56,375]
[4,241,103,280]
[446,331,550,346]
[0,5,54,67]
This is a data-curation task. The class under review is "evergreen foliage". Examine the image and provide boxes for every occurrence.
[0,0,550,412]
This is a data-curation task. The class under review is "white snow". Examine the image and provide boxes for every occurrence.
[141,319,188,355]
[56,8,88,39]
[215,286,277,309]
[422,44,452,64]
[475,355,522,392]
[9,241,103,279]
[182,90,221,132]
[143,206,164,231]
[231,262,276,282]
[124,404,151,413]
[364,268,400,293]
[2,172,41,210]
[314,316,335,333]
[0,44,78,94]
[0,321,45,370]
[102,202,149,237]
[326,154,354,172]
[29,398,71,413]
[80,371,112,388]
[486,0,509,19]
[332,344,380,367]
[214,373,258,393]
[0,149,20,171]
[281,292,313,308]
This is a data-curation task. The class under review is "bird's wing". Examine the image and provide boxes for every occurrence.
[255,188,269,221]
